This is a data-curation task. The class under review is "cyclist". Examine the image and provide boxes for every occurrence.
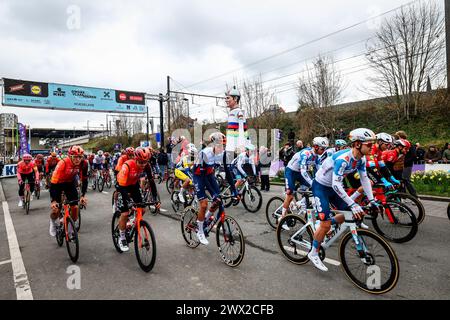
[17,154,39,207]
[231,144,257,191]
[45,152,60,188]
[175,143,197,204]
[114,147,135,178]
[193,132,226,245]
[382,138,411,182]
[347,133,400,201]
[93,150,105,175]
[224,86,249,202]
[308,128,381,272]
[34,154,45,186]
[88,153,95,169]
[115,147,160,252]
[49,146,88,237]
[279,137,329,224]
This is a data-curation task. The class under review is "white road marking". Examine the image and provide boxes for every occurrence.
[0,259,12,266]
[2,201,33,300]
[160,208,168,213]
[282,245,341,266]
[102,191,109,194]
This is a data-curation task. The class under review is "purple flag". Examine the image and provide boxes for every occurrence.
[18,123,29,156]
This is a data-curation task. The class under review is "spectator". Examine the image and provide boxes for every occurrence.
[259,146,273,192]
[403,139,417,195]
[442,143,450,163]
[166,137,175,169]
[279,143,294,167]
[338,128,346,140]
[295,140,304,152]
[157,148,169,178]
[424,145,442,164]
[415,143,426,163]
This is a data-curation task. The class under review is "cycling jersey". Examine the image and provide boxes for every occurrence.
[50,158,88,202]
[318,148,336,167]
[232,152,256,178]
[45,156,60,174]
[115,155,129,172]
[176,155,195,169]
[34,158,45,173]
[226,107,249,153]
[314,149,374,207]
[382,149,404,179]
[17,160,37,175]
[286,148,319,187]
[193,147,223,176]
[117,160,153,187]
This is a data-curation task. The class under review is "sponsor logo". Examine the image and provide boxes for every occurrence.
[119,93,127,101]
[103,91,110,98]
[129,95,143,102]
[8,84,25,93]
[53,87,66,97]
[31,85,42,95]
[71,90,96,99]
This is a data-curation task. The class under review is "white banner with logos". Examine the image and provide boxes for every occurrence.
[0,164,17,178]
[425,164,450,173]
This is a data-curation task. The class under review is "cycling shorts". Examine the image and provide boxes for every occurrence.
[93,163,103,171]
[116,184,143,213]
[175,168,192,182]
[193,173,220,201]
[284,167,309,194]
[311,180,349,221]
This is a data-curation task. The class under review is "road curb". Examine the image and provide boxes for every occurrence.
[269,181,450,202]
[0,179,6,202]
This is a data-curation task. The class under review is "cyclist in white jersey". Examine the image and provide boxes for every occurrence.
[279,137,328,224]
[308,128,382,272]
[93,150,105,171]
[231,144,256,189]
[318,139,348,168]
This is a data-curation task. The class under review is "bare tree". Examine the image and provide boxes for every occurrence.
[240,75,276,120]
[366,1,445,121]
[297,55,344,139]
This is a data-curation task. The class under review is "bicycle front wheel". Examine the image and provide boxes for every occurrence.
[387,192,425,224]
[276,215,313,265]
[216,216,245,267]
[371,202,417,243]
[65,217,79,263]
[242,186,262,213]
[166,177,174,194]
[98,177,104,192]
[171,191,182,213]
[339,229,399,295]
[106,175,112,189]
[24,190,31,215]
[266,196,284,229]
[134,220,157,272]
[180,206,200,248]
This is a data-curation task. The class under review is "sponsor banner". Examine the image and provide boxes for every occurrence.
[2,78,146,114]
[18,123,29,156]
[412,163,450,173]
[1,164,17,178]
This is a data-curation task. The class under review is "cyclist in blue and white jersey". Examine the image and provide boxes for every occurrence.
[192,132,226,245]
[231,144,256,190]
[93,150,105,174]
[318,139,348,167]
[279,137,329,224]
[308,128,382,272]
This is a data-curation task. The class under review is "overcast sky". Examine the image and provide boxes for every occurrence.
[0,0,440,131]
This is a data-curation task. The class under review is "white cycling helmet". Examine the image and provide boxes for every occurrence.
[349,128,376,142]
[376,132,394,144]
[335,139,347,147]
[187,143,197,154]
[312,137,329,148]
[210,132,226,145]
[97,150,104,156]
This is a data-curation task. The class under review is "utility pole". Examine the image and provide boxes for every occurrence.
[167,76,171,133]
[446,0,450,92]
[146,104,150,146]
[159,93,165,148]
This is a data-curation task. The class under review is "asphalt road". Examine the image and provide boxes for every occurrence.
[1,177,449,300]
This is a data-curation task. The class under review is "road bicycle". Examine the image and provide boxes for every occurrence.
[140,179,161,216]
[386,186,425,225]
[276,206,399,294]
[222,176,262,213]
[180,200,245,267]
[55,197,80,263]
[21,179,35,215]
[88,169,98,191]
[98,168,112,192]
[34,172,43,200]
[111,197,157,272]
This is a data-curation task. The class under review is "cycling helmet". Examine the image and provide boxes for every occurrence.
[335,139,347,147]
[36,154,44,159]
[394,139,411,149]
[348,128,376,142]
[51,152,57,157]
[210,132,226,145]
[104,152,110,157]
[312,137,329,148]
[68,145,84,156]
[125,147,135,156]
[97,150,104,156]
[226,85,240,98]
[134,147,151,162]
[376,133,394,144]
[187,143,197,155]
[22,154,32,161]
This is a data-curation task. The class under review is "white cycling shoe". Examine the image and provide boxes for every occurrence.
[18,200,23,207]
[308,251,328,272]
[49,220,57,237]
[196,232,209,245]
[278,216,290,231]
[119,238,130,252]
[360,222,369,229]
[178,191,185,203]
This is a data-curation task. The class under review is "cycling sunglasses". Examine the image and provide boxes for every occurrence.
[362,142,373,148]
[136,160,147,165]
[71,155,84,160]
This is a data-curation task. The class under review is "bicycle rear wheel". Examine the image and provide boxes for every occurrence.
[276,215,313,265]
[387,192,425,224]
[35,185,40,200]
[216,216,245,267]
[339,229,399,295]
[222,187,233,208]
[106,174,112,189]
[266,196,284,229]
[98,177,104,192]
[65,217,79,263]
[371,202,417,243]
[134,220,157,272]
[56,222,64,247]
[171,191,182,213]
[111,211,123,253]
[242,186,262,213]
[180,206,200,248]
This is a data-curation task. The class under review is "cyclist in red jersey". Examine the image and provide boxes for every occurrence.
[45,152,60,189]
[115,147,160,252]
[114,147,135,178]
[382,138,411,181]
[17,154,39,207]
[49,146,88,237]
